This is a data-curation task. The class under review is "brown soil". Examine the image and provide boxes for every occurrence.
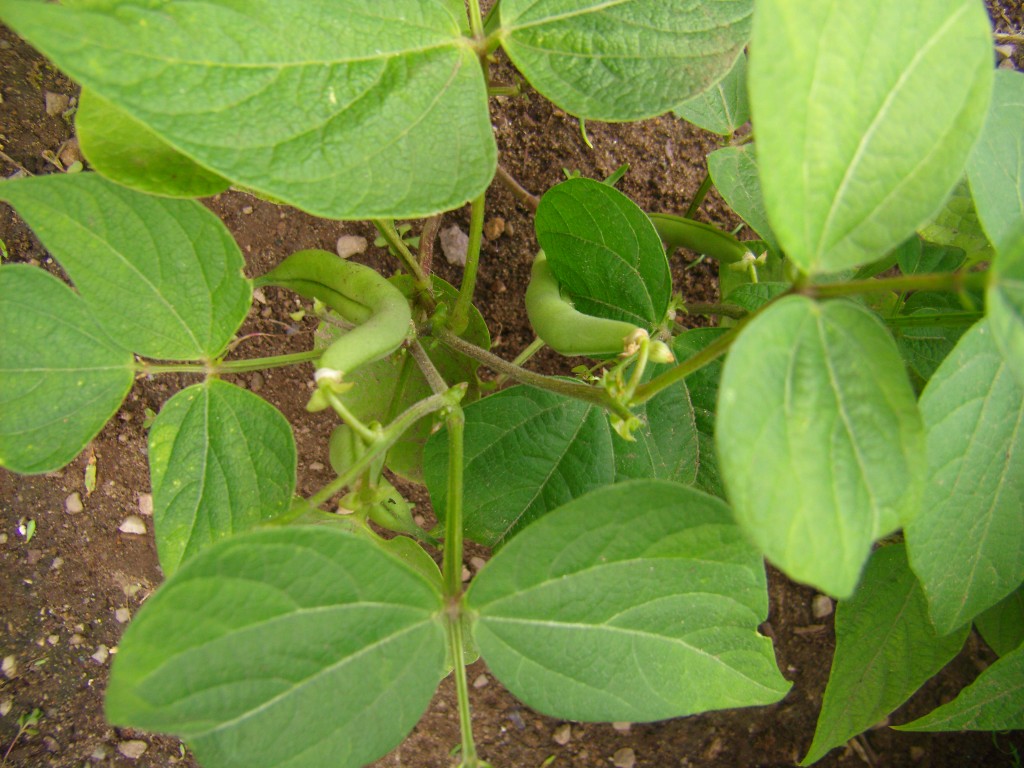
[2,6,1023,768]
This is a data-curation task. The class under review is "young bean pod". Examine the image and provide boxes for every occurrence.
[255,249,373,324]
[524,251,644,357]
[649,213,755,265]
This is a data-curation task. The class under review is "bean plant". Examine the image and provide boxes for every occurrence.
[0,0,1022,766]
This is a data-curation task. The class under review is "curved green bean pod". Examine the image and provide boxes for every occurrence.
[254,249,373,325]
[649,213,755,265]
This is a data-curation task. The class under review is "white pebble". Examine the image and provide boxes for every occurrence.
[336,234,368,259]
[440,225,469,266]
[117,740,148,759]
[119,516,147,535]
[472,674,490,689]
[115,608,132,624]
[612,722,632,733]
[0,697,12,717]
[91,645,109,664]
[1,656,16,679]
[137,493,153,516]
[613,747,636,768]
[552,723,572,745]
[812,594,834,619]
[65,492,84,514]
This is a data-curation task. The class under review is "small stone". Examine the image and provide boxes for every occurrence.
[910,746,926,762]
[308,462,325,472]
[115,608,132,624]
[44,91,70,116]
[1,655,16,679]
[50,557,63,570]
[811,594,834,619]
[613,747,636,768]
[440,225,469,266]
[26,549,43,565]
[461,565,472,582]
[43,735,61,753]
[70,634,84,646]
[483,217,506,240]
[0,533,7,544]
[998,58,1017,70]
[490,279,507,294]
[91,645,109,664]
[59,137,82,167]
[119,515,147,535]
[47,634,59,646]
[260,306,273,318]
[552,723,572,746]
[612,722,632,733]
[117,740,149,759]
[472,673,489,689]
[0,697,12,717]
[249,371,265,392]
[995,44,1016,60]
[470,556,487,573]
[90,746,109,761]
[336,234,369,259]
[65,492,84,514]
[413,514,426,527]
[241,205,254,215]
[137,493,153,517]
[252,287,267,305]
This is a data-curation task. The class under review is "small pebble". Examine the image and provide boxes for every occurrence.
[308,461,325,472]
[47,634,59,646]
[440,225,469,266]
[252,287,267,305]
[483,217,506,240]
[90,746,109,761]
[115,608,132,624]
[43,735,61,753]
[119,516,147,535]
[59,137,81,167]
[910,746,926,762]
[91,645,109,664]
[552,723,572,746]
[137,493,153,517]
[612,722,632,733]
[613,747,636,768]
[0,697,12,717]
[811,594,834,619]
[117,740,148,759]
[249,371,265,392]
[0,533,7,544]
[44,91,70,116]
[26,549,43,565]
[70,634,84,647]
[50,557,63,570]
[241,205,254,215]
[470,556,487,572]
[65,492,84,514]
[336,234,368,259]
[461,565,472,582]
[472,674,489,689]
[1,656,16,679]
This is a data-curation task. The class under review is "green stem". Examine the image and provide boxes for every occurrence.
[451,192,487,334]
[372,219,433,297]
[681,301,747,319]
[494,337,545,387]
[324,391,378,444]
[136,349,322,376]
[798,270,989,299]
[884,311,984,329]
[434,326,633,422]
[684,172,713,219]
[487,84,519,97]
[410,339,449,395]
[306,388,461,509]
[467,0,485,39]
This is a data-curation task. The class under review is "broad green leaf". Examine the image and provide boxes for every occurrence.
[319,275,487,483]
[918,179,995,265]
[0,265,134,474]
[988,236,1024,388]
[905,321,1024,634]
[716,296,925,598]
[536,178,671,327]
[148,380,297,575]
[0,174,250,360]
[76,89,230,198]
[897,239,965,275]
[468,480,791,721]
[967,69,1024,255]
[674,329,728,497]
[500,0,752,121]
[749,0,994,274]
[895,643,1024,732]
[707,144,779,253]
[673,52,750,136]
[0,0,494,219]
[976,587,1024,657]
[893,310,967,387]
[106,527,446,768]
[424,386,615,547]
[801,544,969,765]
[721,282,788,314]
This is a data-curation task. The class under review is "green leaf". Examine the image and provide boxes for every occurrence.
[918,179,995,266]
[988,235,1024,389]
[320,275,487,483]
[897,238,965,275]
[0,265,134,474]
[976,587,1024,657]
[967,69,1024,255]
[500,0,752,121]
[107,527,446,768]
[905,321,1024,634]
[721,282,789,314]
[467,480,790,721]
[0,0,494,219]
[535,178,671,327]
[895,643,1024,732]
[674,329,728,497]
[749,0,994,274]
[707,144,779,253]
[76,89,230,198]
[893,310,967,386]
[716,296,925,598]
[0,174,250,360]
[424,386,615,547]
[673,52,750,136]
[148,380,297,575]
[801,544,969,765]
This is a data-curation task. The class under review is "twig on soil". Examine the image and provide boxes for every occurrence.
[495,164,540,211]
[994,32,1024,45]
[0,149,32,176]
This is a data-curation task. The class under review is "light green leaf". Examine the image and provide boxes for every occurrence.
[906,321,1024,634]
[895,643,1024,732]
[0,0,494,219]
[749,0,994,274]
[988,235,1024,389]
[468,480,790,721]
[500,0,752,121]
[967,69,1024,255]
[976,587,1024,657]
[0,265,134,474]
[76,89,230,198]
[918,179,995,266]
[0,173,250,360]
[106,527,446,768]
[708,144,779,253]
[424,386,615,547]
[801,544,969,765]
[674,51,750,136]
[716,296,925,598]
[536,178,671,327]
[148,380,297,575]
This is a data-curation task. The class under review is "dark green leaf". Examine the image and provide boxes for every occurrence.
[897,239,966,275]
[976,587,1024,657]
[988,235,1024,388]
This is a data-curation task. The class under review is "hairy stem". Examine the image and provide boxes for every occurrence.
[798,269,989,299]
[372,219,434,297]
[451,191,487,333]
[495,165,540,211]
[136,348,322,376]
[467,0,485,39]
[494,337,545,387]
